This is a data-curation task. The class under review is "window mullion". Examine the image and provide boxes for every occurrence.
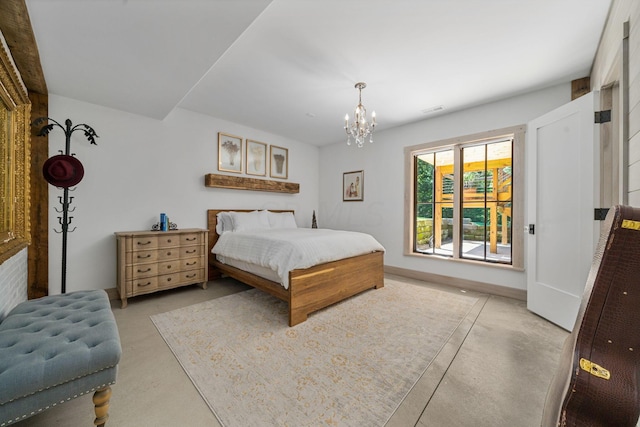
[452,145,462,259]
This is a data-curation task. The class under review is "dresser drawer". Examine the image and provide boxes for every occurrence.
[180,232,202,246]
[158,260,180,275]
[180,245,202,258]
[133,236,157,250]
[157,234,180,248]
[181,269,205,283]
[129,276,158,295]
[129,263,158,279]
[181,257,202,270]
[128,249,158,264]
[157,247,180,261]
[158,272,180,289]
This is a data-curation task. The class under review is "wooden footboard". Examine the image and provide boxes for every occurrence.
[207,209,384,326]
[212,251,383,326]
[288,251,384,326]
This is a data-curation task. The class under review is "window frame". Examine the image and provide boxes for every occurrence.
[404,125,525,270]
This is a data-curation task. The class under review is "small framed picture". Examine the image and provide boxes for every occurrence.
[218,132,243,173]
[343,170,364,201]
[270,145,288,179]
[246,139,267,176]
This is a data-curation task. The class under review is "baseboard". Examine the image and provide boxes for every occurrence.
[384,265,527,301]
[99,271,525,302]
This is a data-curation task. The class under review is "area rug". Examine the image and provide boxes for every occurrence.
[151,279,479,426]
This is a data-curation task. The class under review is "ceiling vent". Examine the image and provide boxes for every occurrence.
[421,105,445,114]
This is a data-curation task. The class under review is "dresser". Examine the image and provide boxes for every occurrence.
[115,228,208,308]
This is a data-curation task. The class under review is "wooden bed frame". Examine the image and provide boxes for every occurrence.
[207,209,384,326]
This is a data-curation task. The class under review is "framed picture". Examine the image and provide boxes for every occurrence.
[270,145,288,179]
[246,139,267,176]
[218,132,243,173]
[343,170,364,201]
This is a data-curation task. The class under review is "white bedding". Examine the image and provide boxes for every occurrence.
[212,228,385,289]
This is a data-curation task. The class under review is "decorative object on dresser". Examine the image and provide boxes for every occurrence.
[115,229,208,308]
[151,212,178,231]
[33,117,99,294]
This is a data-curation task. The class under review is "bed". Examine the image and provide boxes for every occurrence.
[207,209,384,326]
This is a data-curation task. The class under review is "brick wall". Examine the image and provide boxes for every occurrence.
[0,248,28,321]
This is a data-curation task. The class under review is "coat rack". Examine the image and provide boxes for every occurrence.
[33,118,98,294]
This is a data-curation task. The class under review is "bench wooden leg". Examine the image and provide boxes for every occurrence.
[93,386,112,427]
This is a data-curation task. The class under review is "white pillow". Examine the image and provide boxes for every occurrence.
[266,211,297,229]
[230,210,270,232]
[215,212,234,235]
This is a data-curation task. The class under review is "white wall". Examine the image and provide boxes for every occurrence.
[319,83,571,291]
[46,95,319,295]
[590,0,640,206]
[0,248,28,320]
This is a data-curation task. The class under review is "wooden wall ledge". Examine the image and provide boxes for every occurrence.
[204,173,299,194]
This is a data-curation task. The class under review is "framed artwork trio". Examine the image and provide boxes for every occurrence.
[218,132,288,180]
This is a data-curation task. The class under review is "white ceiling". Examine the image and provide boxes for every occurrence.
[25,0,612,146]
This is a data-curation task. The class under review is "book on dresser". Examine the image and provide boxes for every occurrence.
[114,228,209,308]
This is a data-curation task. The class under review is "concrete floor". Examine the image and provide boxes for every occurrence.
[17,274,567,427]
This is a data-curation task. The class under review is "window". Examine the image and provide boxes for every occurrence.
[405,126,524,269]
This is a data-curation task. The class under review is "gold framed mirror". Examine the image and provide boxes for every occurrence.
[0,36,31,264]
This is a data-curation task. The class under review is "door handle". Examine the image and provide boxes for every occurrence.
[528,224,535,235]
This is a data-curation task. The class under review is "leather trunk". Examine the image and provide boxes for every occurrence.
[541,205,640,426]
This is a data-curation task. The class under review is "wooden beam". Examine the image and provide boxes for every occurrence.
[204,173,300,194]
[1,0,50,298]
[28,91,48,299]
[571,76,590,101]
[0,0,47,94]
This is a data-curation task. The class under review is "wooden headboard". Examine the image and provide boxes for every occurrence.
[206,209,294,280]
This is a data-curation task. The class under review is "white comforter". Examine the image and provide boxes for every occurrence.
[212,228,385,289]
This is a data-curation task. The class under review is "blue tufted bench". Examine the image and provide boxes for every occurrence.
[0,290,121,426]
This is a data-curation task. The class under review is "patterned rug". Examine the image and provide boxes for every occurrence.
[151,279,479,426]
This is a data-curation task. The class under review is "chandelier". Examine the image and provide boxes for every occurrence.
[344,82,376,147]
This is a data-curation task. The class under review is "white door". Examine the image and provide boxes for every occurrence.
[527,92,600,331]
